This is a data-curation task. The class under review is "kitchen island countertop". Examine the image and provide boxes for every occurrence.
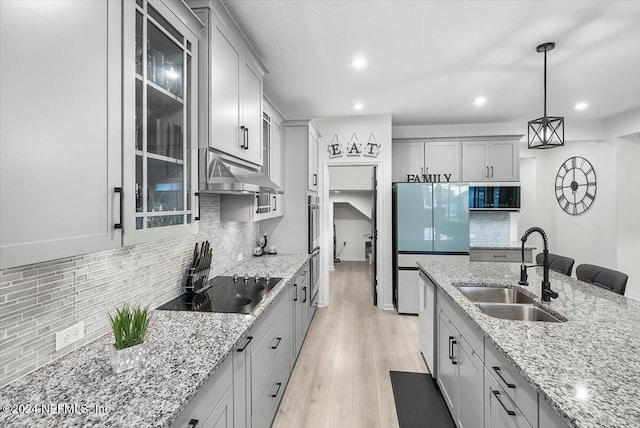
[418,259,640,428]
[0,254,309,428]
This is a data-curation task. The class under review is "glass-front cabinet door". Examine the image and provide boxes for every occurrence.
[123,0,201,244]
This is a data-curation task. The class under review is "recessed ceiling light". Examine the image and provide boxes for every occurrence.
[473,96,487,107]
[351,55,367,71]
[574,102,589,111]
[353,102,364,111]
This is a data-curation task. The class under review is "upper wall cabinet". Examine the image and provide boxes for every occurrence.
[392,141,461,182]
[188,0,266,167]
[0,0,202,269]
[307,129,320,192]
[461,140,519,182]
[123,0,202,245]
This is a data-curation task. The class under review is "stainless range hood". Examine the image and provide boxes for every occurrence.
[198,148,283,194]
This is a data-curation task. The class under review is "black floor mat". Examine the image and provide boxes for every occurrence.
[389,371,456,428]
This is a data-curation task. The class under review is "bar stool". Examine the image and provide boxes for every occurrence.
[535,253,575,276]
[576,264,628,296]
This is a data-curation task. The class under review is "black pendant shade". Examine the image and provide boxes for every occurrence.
[528,42,564,149]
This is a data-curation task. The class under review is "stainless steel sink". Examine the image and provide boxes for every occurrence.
[475,303,563,322]
[457,286,535,304]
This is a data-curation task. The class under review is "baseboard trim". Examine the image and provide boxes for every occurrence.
[382,303,395,311]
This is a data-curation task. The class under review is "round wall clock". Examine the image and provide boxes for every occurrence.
[555,156,597,215]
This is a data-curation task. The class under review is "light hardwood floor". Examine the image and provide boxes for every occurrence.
[273,261,427,428]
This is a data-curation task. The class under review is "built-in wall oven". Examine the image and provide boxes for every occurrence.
[308,195,320,308]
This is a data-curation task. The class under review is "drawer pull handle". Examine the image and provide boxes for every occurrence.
[492,254,507,258]
[451,339,457,365]
[237,336,253,352]
[293,283,298,301]
[492,366,516,389]
[271,337,282,349]
[188,419,200,428]
[303,286,307,303]
[492,390,516,416]
[448,336,453,360]
[271,382,283,398]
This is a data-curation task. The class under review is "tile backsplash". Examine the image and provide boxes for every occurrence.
[469,211,511,243]
[0,194,258,386]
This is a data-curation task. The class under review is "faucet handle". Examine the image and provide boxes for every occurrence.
[518,265,529,286]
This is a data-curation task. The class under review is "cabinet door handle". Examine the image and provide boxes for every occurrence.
[293,283,298,301]
[313,173,317,186]
[271,382,283,398]
[486,166,489,178]
[194,192,201,221]
[273,195,277,211]
[303,286,307,303]
[491,166,494,177]
[271,337,282,349]
[492,390,516,416]
[188,418,200,428]
[492,366,516,388]
[114,187,123,230]
[245,126,249,150]
[240,125,248,149]
[255,195,260,214]
[451,339,458,365]
[448,336,453,360]
[237,336,253,352]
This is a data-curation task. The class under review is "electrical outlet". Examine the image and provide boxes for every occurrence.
[55,321,85,351]
[237,252,243,261]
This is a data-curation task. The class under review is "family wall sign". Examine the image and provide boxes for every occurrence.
[327,133,381,158]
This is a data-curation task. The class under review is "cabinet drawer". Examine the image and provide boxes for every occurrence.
[438,294,484,362]
[170,356,233,427]
[470,249,532,263]
[251,284,287,346]
[251,297,291,411]
[485,341,538,428]
[485,367,533,428]
[252,349,290,428]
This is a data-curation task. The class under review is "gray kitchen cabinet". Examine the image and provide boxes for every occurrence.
[251,288,292,428]
[470,248,533,263]
[292,266,310,359]
[538,397,570,428]
[437,295,485,428]
[0,0,200,269]
[0,0,119,269]
[233,334,253,428]
[484,367,533,428]
[307,128,320,192]
[189,0,265,167]
[170,356,234,428]
[122,0,201,245]
[418,271,437,376]
[462,140,519,182]
[392,141,461,183]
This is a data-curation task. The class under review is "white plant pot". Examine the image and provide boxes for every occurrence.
[109,343,146,374]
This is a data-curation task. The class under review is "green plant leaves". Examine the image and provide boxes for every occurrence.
[109,304,150,350]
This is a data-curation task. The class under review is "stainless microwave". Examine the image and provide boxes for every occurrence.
[469,185,520,210]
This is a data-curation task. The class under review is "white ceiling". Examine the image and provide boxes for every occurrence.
[222,0,640,126]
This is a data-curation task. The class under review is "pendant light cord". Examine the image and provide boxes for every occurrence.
[543,49,547,118]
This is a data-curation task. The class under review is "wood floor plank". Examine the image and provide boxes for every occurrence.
[272,261,426,428]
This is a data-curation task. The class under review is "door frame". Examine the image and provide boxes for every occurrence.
[322,162,381,308]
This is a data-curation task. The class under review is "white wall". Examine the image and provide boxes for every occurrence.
[315,115,393,309]
[329,165,372,190]
[333,204,371,262]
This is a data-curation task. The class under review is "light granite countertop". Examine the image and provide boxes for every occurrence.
[0,254,309,428]
[417,259,640,428]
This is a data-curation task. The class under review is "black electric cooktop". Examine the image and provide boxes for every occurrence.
[157,276,282,314]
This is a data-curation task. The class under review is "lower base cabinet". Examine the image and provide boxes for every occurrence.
[170,357,234,428]
[485,367,532,428]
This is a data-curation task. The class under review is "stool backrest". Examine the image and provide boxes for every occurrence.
[576,264,628,296]
[535,253,575,276]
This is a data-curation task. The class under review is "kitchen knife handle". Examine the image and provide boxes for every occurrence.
[303,286,307,303]
[271,382,282,398]
[237,336,253,352]
[194,192,201,221]
[271,337,282,349]
[114,187,123,230]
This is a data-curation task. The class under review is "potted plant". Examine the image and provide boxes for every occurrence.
[108,304,150,373]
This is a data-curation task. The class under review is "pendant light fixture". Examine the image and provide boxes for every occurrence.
[528,42,564,149]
